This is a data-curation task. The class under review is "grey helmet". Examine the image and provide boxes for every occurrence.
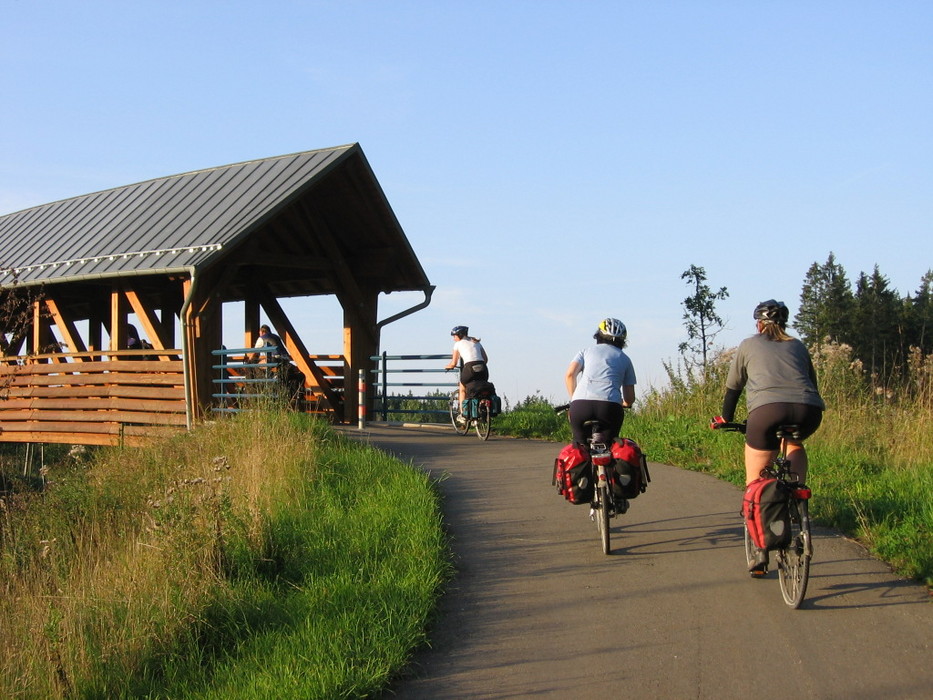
[451,325,469,338]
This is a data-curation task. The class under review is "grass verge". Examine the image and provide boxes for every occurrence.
[0,409,450,699]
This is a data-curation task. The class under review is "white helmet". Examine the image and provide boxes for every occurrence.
[596,317,627,342]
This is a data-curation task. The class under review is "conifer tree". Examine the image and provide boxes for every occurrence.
[852,265,903,381]
[795,252,855,348]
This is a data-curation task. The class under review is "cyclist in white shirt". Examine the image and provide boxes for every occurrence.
[445,325,489,414]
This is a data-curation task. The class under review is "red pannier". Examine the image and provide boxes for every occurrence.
[610,438,650,499]
[554,443,593,505]
[742,477,792,550]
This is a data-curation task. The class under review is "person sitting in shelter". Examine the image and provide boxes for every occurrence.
[247,324,305,409]
[126,324,154,359]
[248,324,290,364]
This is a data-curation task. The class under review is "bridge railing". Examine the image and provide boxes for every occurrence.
[369,352,457,422]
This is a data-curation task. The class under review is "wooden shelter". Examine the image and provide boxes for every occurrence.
[0,144,433,445]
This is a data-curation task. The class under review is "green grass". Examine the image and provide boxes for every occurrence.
[0,411,450,699]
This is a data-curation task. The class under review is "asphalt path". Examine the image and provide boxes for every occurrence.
[342,424,932,700]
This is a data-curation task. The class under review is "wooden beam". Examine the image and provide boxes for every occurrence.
[110,287,127,352]
[44,297,88,356]
[122,286,170,350]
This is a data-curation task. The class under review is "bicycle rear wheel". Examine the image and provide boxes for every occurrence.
[596,484,611,555]
[777,498,811,608]
[474,400,492,440]
[449,392,469,435]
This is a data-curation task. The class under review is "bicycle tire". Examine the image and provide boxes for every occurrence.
[475,400,492,440]
[596,484,611,555]
[449,392,469,435]
[778,497,811,608]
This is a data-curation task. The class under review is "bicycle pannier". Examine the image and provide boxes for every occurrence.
[742,477,791,550]
[464,380,502,417]
[554,443,593,505]
[610,438,650,499]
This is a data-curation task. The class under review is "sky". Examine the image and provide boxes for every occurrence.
[2,1,931,405]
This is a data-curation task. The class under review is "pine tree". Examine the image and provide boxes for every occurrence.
[907,270,933,354]
[852,265,903,382]
[795,252,855,348]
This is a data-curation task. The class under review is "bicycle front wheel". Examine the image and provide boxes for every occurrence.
[777,498,812,608]
[596,485,611,555]
[449,392,469,435]
[474,400,492,440]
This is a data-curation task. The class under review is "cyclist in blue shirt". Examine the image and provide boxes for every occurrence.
[565,317,636,446]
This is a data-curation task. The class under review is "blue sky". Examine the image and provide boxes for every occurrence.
[2,1,931,404]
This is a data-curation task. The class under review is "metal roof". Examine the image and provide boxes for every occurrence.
[0,144,430,298]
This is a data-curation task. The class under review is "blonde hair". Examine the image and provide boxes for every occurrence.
[760,321,793,342]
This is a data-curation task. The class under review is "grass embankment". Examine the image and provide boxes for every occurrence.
[496,345,933,588]
[0,410,450,699]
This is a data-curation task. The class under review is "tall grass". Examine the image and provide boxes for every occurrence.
[0,409,450,698]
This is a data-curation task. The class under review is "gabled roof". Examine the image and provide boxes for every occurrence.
[0,144,430,299]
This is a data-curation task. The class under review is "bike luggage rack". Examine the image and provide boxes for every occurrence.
[369,352,459,422]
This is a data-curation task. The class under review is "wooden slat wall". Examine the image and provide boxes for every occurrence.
[0,350,186,446]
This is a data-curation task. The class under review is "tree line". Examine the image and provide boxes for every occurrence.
[678,255,933,390]
[796,252,933,386]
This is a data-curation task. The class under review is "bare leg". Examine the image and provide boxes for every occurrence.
[744,444,776,485]
[458,382,466,411]
[784,442,808,483]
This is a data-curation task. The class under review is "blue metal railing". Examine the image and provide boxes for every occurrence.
[368,352,457,421]
[211,346,293,414]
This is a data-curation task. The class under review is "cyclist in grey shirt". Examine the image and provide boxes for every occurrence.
[715,300,824,487]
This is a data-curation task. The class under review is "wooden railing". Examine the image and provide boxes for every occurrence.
[0,350,186,446]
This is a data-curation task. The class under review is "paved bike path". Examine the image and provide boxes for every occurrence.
[345,425,932,700]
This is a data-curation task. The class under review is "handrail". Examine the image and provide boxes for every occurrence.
[368,352,457,421]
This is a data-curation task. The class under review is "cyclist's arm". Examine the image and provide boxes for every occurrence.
[445,349,461,370]
[621,384,635,408]
[721,387,741,422]
[565,360,581,399]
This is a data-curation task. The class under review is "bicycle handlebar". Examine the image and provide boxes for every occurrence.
[711,419,747,433]
[554,403,570,413]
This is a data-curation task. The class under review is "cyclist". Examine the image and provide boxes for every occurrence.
[445,325,489,416]
[564,317,636,447]
[712,299,824,573]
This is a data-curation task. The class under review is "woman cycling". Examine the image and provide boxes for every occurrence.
[445,325,489,413]
[713,300,825,572]
[565,317,636,447]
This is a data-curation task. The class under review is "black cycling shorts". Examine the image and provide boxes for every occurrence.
[746,402,823,451]
[460,361,488,385]
[569,399,624,446]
